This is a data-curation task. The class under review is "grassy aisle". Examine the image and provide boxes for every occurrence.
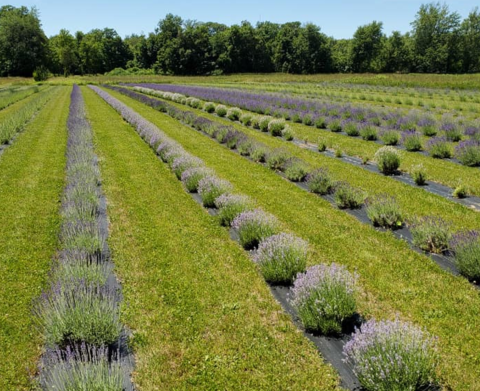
[0,86,69,390]
[106,87,480,390]
[82,87,340,390]
[0,87,48,123]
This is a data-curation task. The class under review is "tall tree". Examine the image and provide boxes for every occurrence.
[411,2,461,73]
[0,5,48,76]
[351,21,384,72]
[460,8,480,73]
[49,29,77,76]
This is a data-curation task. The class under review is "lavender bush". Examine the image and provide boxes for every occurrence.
[375,146,401,175]
[380,130,400,146]
[215,104,228,117]
[268,119,286,136]
[401,131,423,151]
[411,164,427,185]
[334,182,366,209]
[455,140,480,166]
[427,137,452,159]
[181,167,213,192]
[232,209,279,249]
[254,233,308,284]
[284,158,310,182]
[291,264,357,334]
[227,107,242,121]
[214,194,254,226]
[40,344,125,391]
[450,230,480,280]
[306,168,335,195]
[266,149,291,171]
[359,125,378,141]
[198,176,233,207]
[258,116,272,132]
[203,101,216,113]
[171,155,204,179]
[343,318,438,391]
[366,194,404,229]
[410,216,451,254]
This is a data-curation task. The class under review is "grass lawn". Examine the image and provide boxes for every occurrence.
[104,86,480,391]
[0,86,69,390]
[82,86,340,391]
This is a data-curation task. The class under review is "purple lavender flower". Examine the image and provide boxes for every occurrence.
[171,155,204,179]
[253,233,308,284]
[197,176,233,207]
[450,230,480,280]
[290,263,357,334]
[343,318,438,390]
[231,209,279,249]
[455,139,480,166]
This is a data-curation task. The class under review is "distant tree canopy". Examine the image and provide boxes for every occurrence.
[2,2,480,77]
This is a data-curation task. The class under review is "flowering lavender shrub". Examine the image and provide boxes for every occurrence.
[284,158,310,182]
[411,164,427,185]
[239,113,253,126]
[450,230,480,280]
[291,264,357,334]
[36,281,122,347]
[254,233,308,284]
[237,138,254,156]
[401,131,422,151]
[427,137,452,159]
[215,104,227,117]
[375,146,401,175]
[315,116,327,129]
[171,155,204,179]
[306,168,335,195]
[334,182,366,209]
[198,176,233,207]
[268,119,286,136]
[380,130,400,146]
[328,119,342,132]
[282,125,295,141]
[232,209,279,249]
[359,125,378,141]
[410,216,451,254]
[442,122,463,142]
[343,318,438,391]
[266,149,291,171]
[214,194,254,226]
[181,166,213,192]
[40,344,125,391]
[203,101,216,113]
[420,124,437,137]
[186,97,202,109]
[366,194,404,229]
[344,121,360,136]
[53,255,112,287]
[227,107,242,121]
[455,140,480,166]
[251,144,269,162]
[61,221,103,261]
[157,140,182,162]
[258,116,272,132]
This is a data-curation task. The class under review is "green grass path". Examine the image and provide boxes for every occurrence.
[105,86,480,391]
[0,86,69,390]
[82,86,340,390]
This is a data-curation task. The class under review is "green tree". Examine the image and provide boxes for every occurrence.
[460,8,480,73]
[49,29,77,76]
[330,39,352,72]
[380,31,412,73]
[351,21,384,72]
[411,2,461,73]
[0,5,48,76]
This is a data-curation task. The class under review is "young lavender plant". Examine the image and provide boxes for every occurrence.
[181,167,213,192]
[214,194,254,227]
[306,168,336,195]
[290,263,358,334]
[334,182,366,209]
[198,176,233,207]
[375,146,401,175]
[254,233,308,284]
[232,209,279,249]
[411,164,427,185]
[410,216,452,254]
[343,318,438,391]
[450,230,480,280]
[366,194,404,229]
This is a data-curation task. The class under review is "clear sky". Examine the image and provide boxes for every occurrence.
[5,0,480,39]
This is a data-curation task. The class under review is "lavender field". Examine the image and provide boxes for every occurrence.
[1,76,480,391]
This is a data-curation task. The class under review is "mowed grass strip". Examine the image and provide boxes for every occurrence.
[127,90,480,232]
[82,86,340,391]
[0,86,69,390]
[0,86,49,124]
[106,87,480,391]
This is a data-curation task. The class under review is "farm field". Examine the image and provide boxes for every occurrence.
[1,75,480,391]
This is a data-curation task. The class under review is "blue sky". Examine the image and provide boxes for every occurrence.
[6,0,480,39]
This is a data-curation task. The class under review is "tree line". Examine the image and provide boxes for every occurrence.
[1,3,480,77]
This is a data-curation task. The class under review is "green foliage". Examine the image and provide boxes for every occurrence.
[366,195,404,229]
[411,164,428,185]
[375,146,401,175]
[410,217,452,254]
[334,182,365,209]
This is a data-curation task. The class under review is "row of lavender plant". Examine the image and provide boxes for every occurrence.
[114,85,480,284]
[92,84,440,390]
[35,85,129,390]
[131,83,480,167]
